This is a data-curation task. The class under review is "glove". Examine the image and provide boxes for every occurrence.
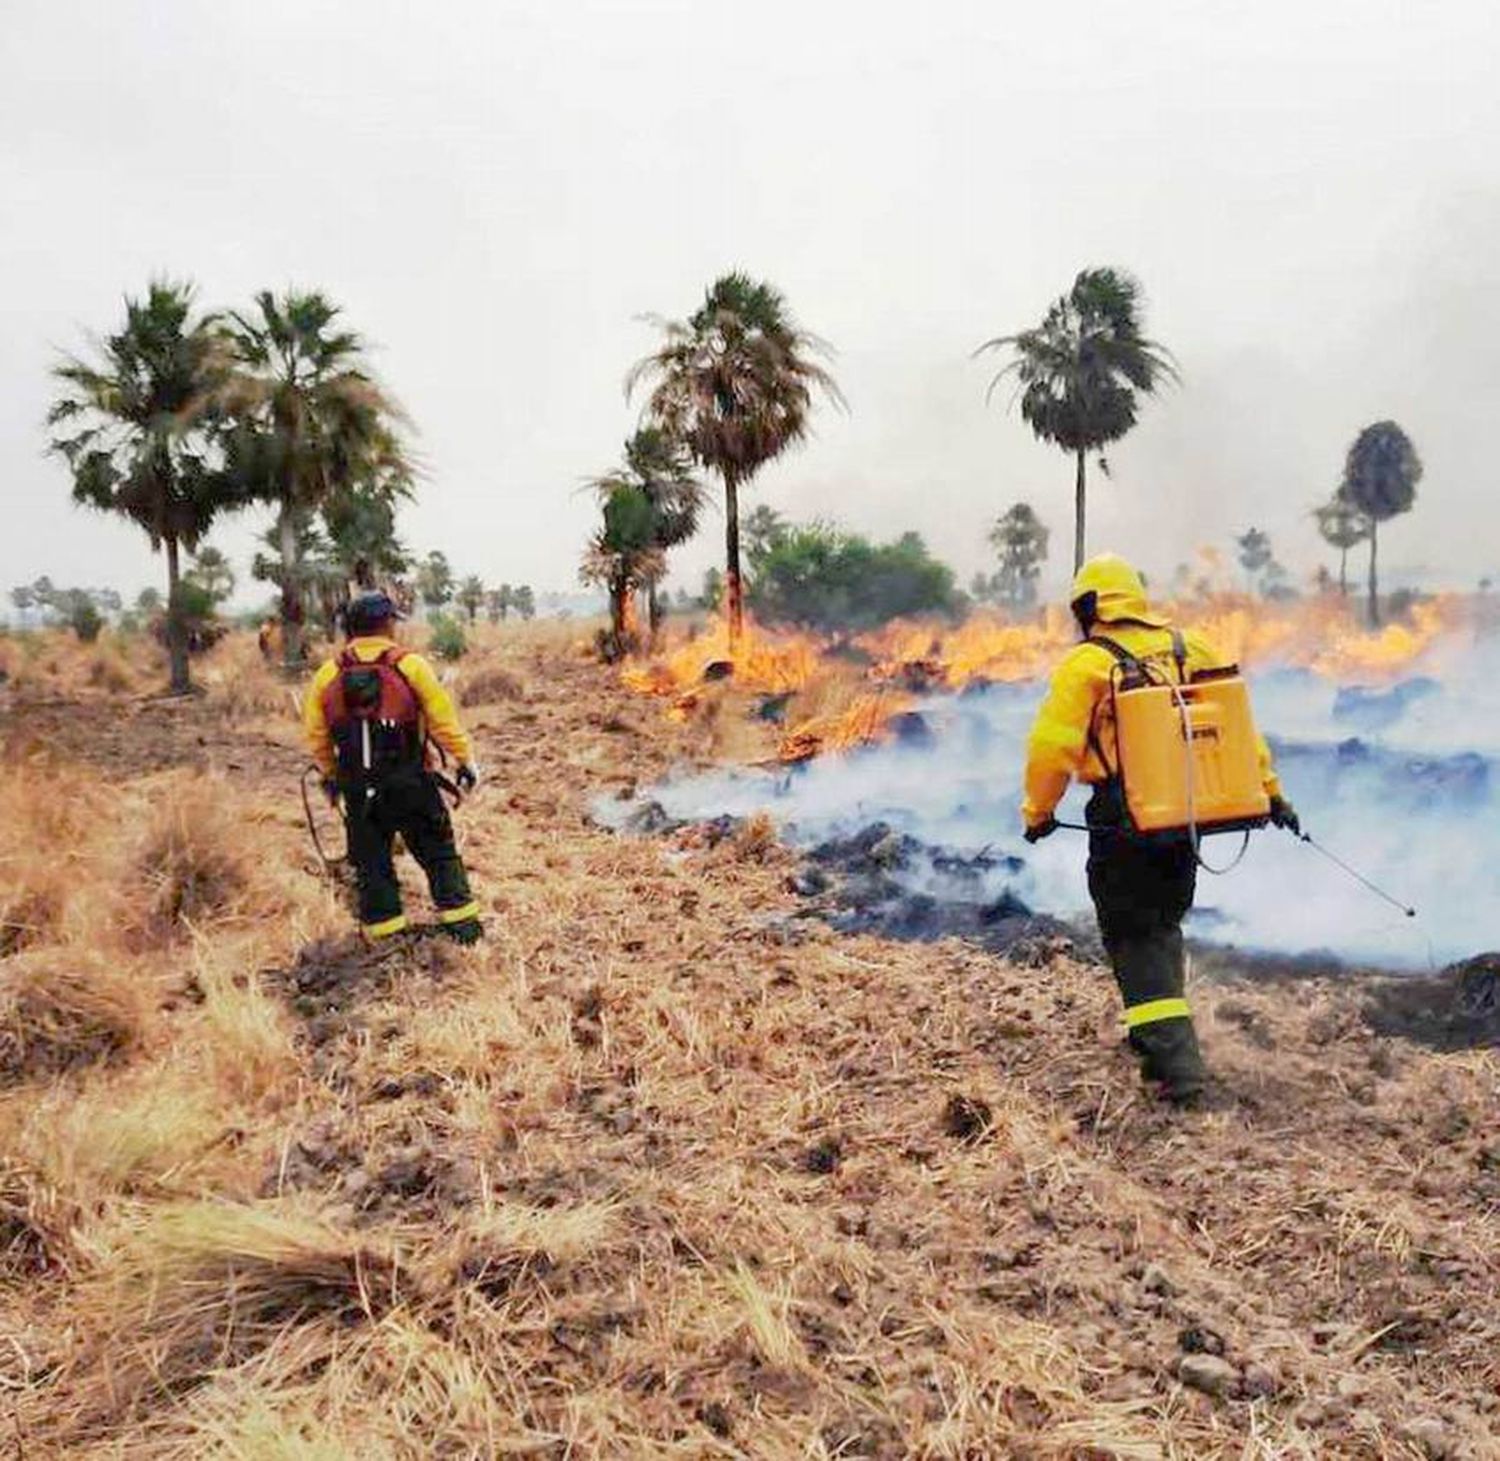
[1023,816,1058,844]
[321,777,340,808]
[455,763,480,795]
[1269,795,1300,835]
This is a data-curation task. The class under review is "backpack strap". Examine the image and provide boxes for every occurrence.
[1170,629,1187,684]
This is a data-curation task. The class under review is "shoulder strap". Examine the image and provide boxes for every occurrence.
[1088,635,1143,673]
[1170,629,1186,684]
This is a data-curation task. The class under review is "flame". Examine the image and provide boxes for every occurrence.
[778,691,915,763]
[620,595,1469,764]
[621,616,819,700]
[862,608,1074,691]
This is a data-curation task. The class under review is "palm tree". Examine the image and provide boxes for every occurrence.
[580,484,662,655]
[976,268,1177,572]
[485,585,512,624]
[48,280,239,693]
[628,273,842,645]
[221,291,411,667]
[457,575,486,624]
[1340,421,1422,626]
[589,427,706,642]
[512,584,535,621]
[9,586,35,629]
[188,545,236,605]
[1235,528,1273,592]
[1314,496,1370,598]
[415,550,454,614]
[988,502,1050,608]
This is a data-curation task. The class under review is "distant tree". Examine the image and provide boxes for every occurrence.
[1340,420,1422,626]
[976,268,1177,571]
[742,503,789,569]
[323,477,412,591]
[987,502,1050,608]
[9,586,34,628]
[581,483,661,655]
[485,585,512,624]
[135,586,163,616]
[629,273,841,645]
[589,427,705,641]
[513,584,535,621]
[187,545,236,605]
[415,550,454,613]
[968,570,999,604]
[94,588,122,618]
[748,523,959,632]
[1235,528,1274,592]
[47,279,242,693]
[221,290,412,667]
[30,576,57,613]
[701,565,724,611]
[457,574,486,624]
[1313,496,1369,599]
[1261,560,1297,602]
[53,588,104,642]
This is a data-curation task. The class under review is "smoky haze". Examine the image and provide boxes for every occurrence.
[2,0,1496,606]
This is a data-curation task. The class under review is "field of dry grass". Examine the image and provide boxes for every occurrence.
[1,622,1497,1458]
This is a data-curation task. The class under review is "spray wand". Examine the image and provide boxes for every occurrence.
[1039,819,1417,919]
[1290,828,1417,918]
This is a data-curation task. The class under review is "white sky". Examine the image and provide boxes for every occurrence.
[3,0,1497,608]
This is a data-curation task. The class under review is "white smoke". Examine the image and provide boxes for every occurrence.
[609,637,1498,969]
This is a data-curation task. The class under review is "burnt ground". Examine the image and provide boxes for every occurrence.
[4,632,1500,1456]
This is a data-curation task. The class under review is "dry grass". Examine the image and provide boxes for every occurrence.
[0,946,153,1083]
[1,626,1497,1458]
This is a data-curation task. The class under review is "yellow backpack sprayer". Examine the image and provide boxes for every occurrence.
[1094,632,1269,839]
[1055,632,1417,915]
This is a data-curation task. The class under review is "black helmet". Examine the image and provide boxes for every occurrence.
[344,591,400,636]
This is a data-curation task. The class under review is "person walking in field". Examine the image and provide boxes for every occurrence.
[303,591,483,944]
[1021,554,1297,1104]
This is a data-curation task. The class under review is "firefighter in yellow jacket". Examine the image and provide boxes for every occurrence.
[1021,554,1297,1103]
[304,592,482,944]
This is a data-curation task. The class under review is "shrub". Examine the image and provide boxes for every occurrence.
[428,614,468,662]
[748,523,960,632]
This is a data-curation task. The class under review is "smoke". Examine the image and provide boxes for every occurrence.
[608,630,1496,969]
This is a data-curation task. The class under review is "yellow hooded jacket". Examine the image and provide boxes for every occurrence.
[303,636,472,778]
[1021,555,1282,829]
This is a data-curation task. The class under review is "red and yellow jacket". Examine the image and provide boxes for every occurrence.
[303,636,472,778]
[1022,557,1282,829]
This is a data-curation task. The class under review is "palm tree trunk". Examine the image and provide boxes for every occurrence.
[164,534,191,696]
[1073,449,1087,573]
[723,469,745,646]
[647,579,664,644]
[1367,521,1380,628]
[277,502,303,669]
[1339,547,1348,598]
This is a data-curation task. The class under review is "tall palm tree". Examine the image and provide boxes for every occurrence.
[1313,496,1370,598]
[1340,420,1422,627]
[48,280,240,693]
[976,268,1177,572]
[222,291,412,667]
[628,273,842,645]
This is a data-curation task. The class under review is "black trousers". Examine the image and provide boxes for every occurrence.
[1086,786,1206,1098]
[342,770,478,938]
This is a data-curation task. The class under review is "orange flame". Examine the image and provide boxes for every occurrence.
[620,595,1469,764]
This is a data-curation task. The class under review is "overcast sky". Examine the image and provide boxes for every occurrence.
[4,0,1496,608]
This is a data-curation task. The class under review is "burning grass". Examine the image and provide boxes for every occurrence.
[2,625,1498,1456]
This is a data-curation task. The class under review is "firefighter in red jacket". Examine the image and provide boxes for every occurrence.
[303,592,482,944]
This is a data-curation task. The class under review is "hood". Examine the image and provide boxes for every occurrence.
[1069,553,1168,628]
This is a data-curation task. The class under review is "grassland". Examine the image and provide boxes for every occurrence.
[1,623,1496,1458]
